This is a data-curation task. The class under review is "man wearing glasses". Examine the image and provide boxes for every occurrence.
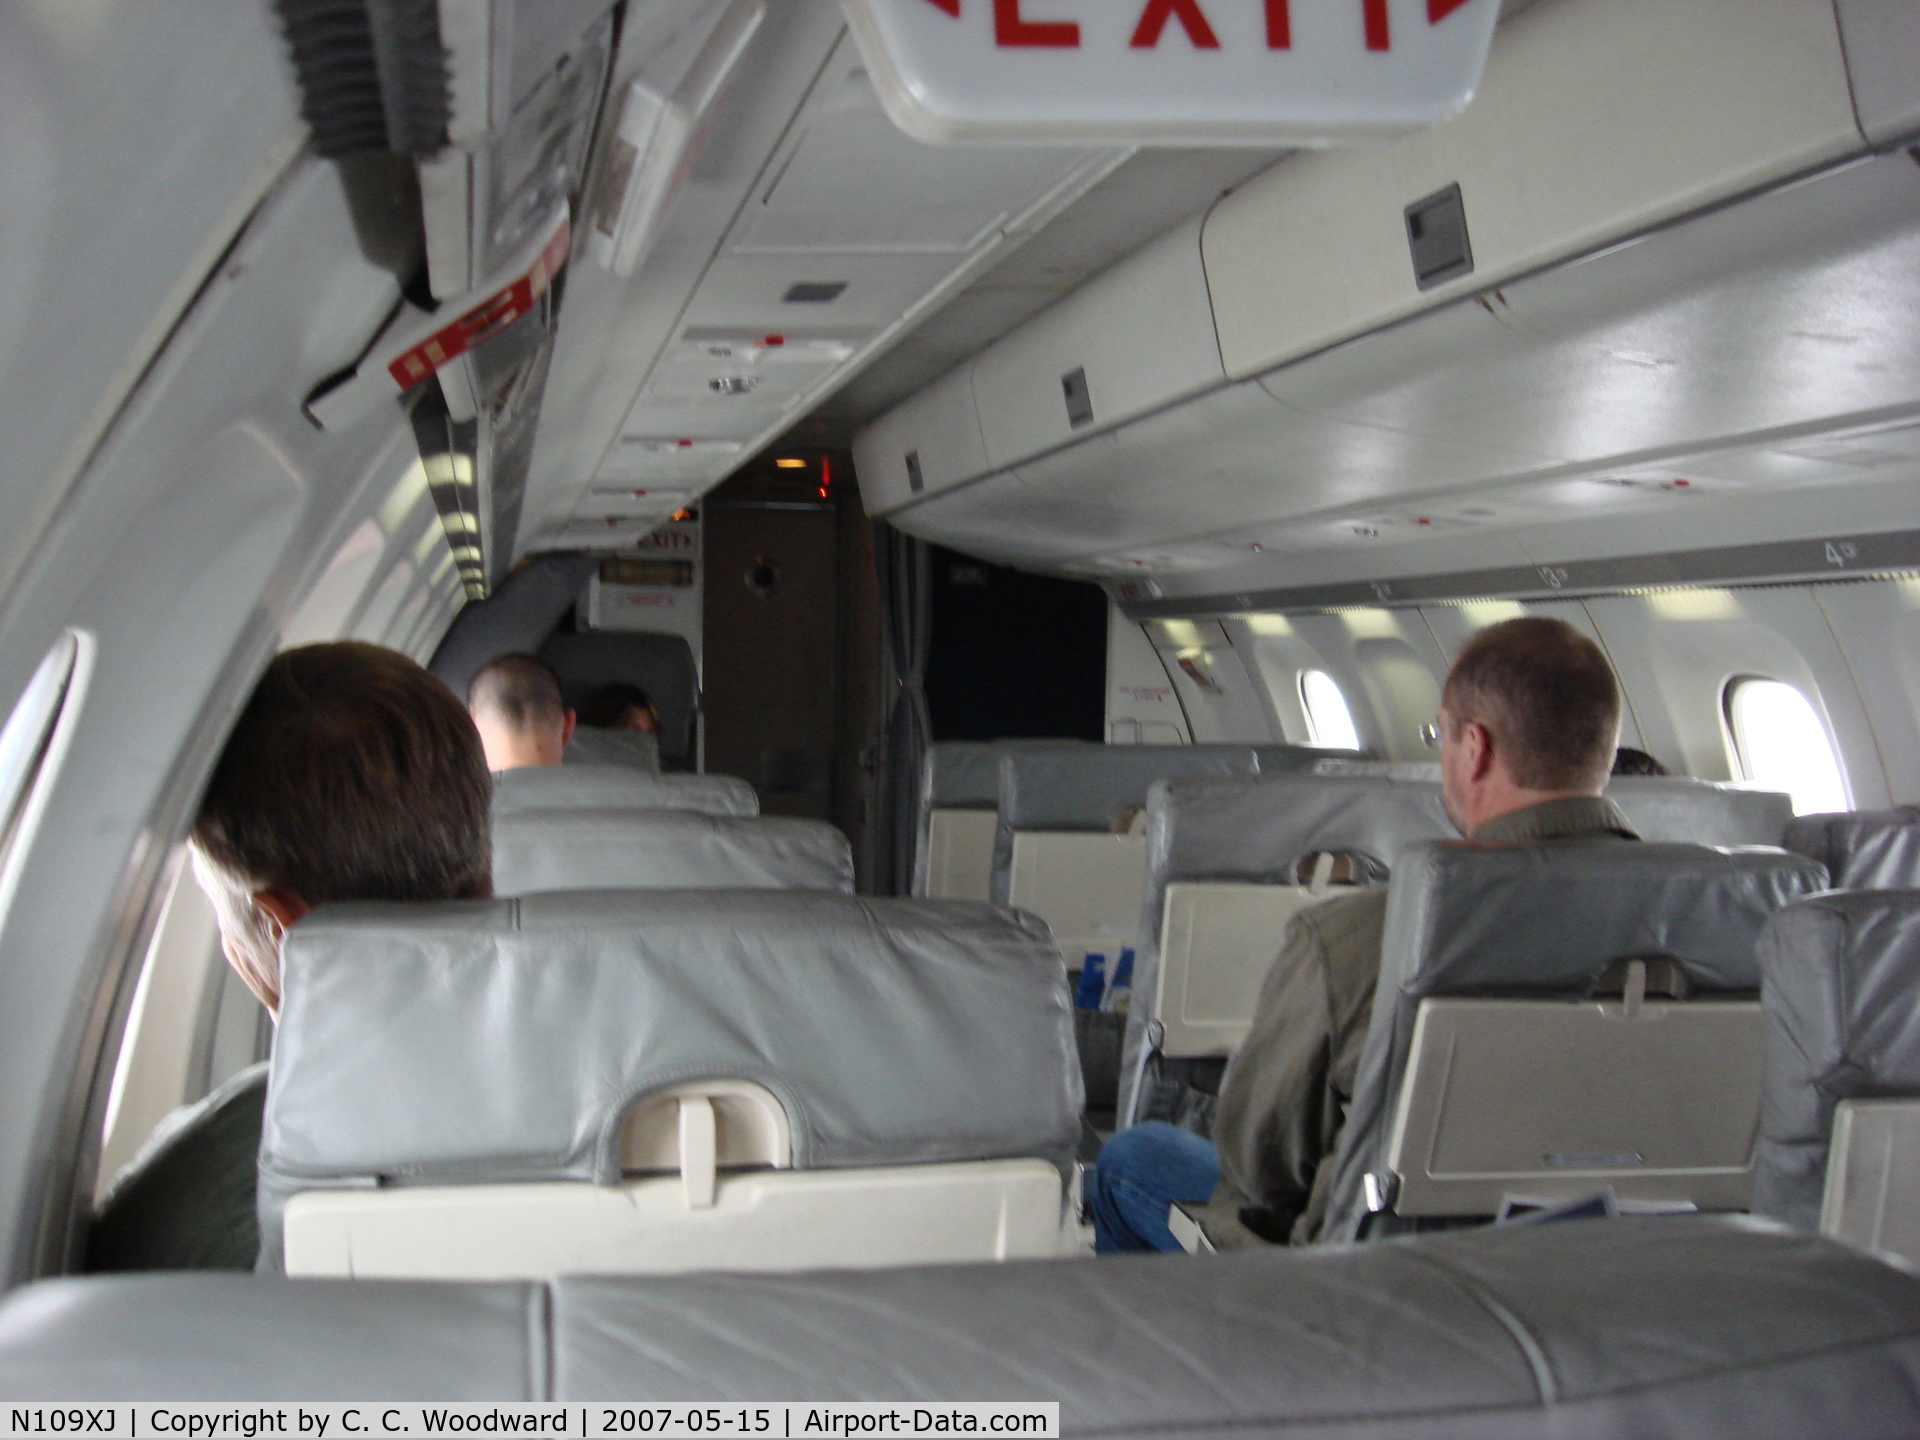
[1089,617,1636,1251]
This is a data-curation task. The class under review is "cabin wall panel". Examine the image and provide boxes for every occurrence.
[1271,611,1450,762]
[1806,580,1920,806]
[0,154,429,1283]
[1106,609,1190,746]
[1141,619,1271,746]
[1238,626,1331,749]
[1417,599,1649,753]
[1581,588,1885,807]
[0,2,303,631]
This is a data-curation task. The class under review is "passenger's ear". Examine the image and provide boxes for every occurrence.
[561,708,577,746]
[1462,719,1496,782]
[251,889,312,946]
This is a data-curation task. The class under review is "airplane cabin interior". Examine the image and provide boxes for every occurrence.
[2,0,1920,1431]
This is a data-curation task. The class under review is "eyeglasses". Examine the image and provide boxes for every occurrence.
[1419,721,1441,750]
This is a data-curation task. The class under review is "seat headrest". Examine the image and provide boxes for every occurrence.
[1144,772,1452,888]
[1783,807,1920,890]
[1322,839,1828,1241]
[1310,759,1443,783]
[1256,745,1363,772]
[562,728,660,773]
[492,809,854,896]
[259,892,1081,1265]
[922,740,1088,810]
[1303,767,1790,847]
[1382,840,1825,998]
[1755,889,1920,1229]
[491,765,758,818]
[1606,776,1790,847]
[997,745,1262,831]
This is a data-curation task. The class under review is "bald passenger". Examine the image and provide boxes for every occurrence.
[467,653,575,772]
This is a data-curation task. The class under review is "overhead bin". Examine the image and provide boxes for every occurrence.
[851,361,990,514]
[970,218,1225,474]
[858,218,1228,514]
[1202,0,1865,381]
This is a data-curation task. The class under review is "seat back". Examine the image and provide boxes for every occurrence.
[1822,1098,1920,1267]
[1605,776,1791,846]
[1384,980,1765,1217]
[992,745,1264,962]
[1308,763,1791,846]
[562,727,661,772]
[915,740,1086,900]
[490,763,758,818]
[9,1221,1920,1432]
[492,808,854,895]
[1118,770,1452,1125]
[1154,880,1336,1060]
[1323,840,1828,1241]
[1754,889,1920,1231]
[1783,806,1920,889]
[262,891,1082,1277]
[923,809,1000,900]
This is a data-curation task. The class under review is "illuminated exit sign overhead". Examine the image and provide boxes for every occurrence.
[841,0,1499,144]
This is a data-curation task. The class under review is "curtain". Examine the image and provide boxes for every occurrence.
[872,522,931,896]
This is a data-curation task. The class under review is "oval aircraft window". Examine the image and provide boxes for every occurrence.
[0,630,93,911]
[1299,669,1361,751]
[1724,677,1849,816]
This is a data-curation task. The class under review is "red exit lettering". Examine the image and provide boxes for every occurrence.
[938,0,1477,52]
[1130,0,1218,48]
[995,0,1077,46]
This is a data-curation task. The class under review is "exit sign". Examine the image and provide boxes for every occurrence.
[841,0,1499,144]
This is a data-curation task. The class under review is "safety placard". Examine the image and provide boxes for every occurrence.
[841,0,1500,144]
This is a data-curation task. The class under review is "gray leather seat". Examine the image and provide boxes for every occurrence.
[1754,889,1920,1231]
[257,891,1080,1272]
[914,739,1089,899]
[989,744,1268,905]
[1606,775,1792,847]
[1118,771,1452,1128]
[1117,769,1793,1130]
[1783,806,1920,889]
[492,807,854,895]
[562,726,660,772]
[491,763,757,818]
[1312,762,1793,846]
[6,1218,1920,1438]
[1322,840,1828,1241]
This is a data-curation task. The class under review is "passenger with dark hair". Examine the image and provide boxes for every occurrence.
[88,643,493,1271]
[467,652,574,772]
[1090,618,1638,1253]
[578,682,659,735]
[1612,746,1669,776]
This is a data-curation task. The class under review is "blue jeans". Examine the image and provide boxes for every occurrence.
[1087,1122,1221,1254]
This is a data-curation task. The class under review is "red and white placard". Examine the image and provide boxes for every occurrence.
[841,0,1499,144]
